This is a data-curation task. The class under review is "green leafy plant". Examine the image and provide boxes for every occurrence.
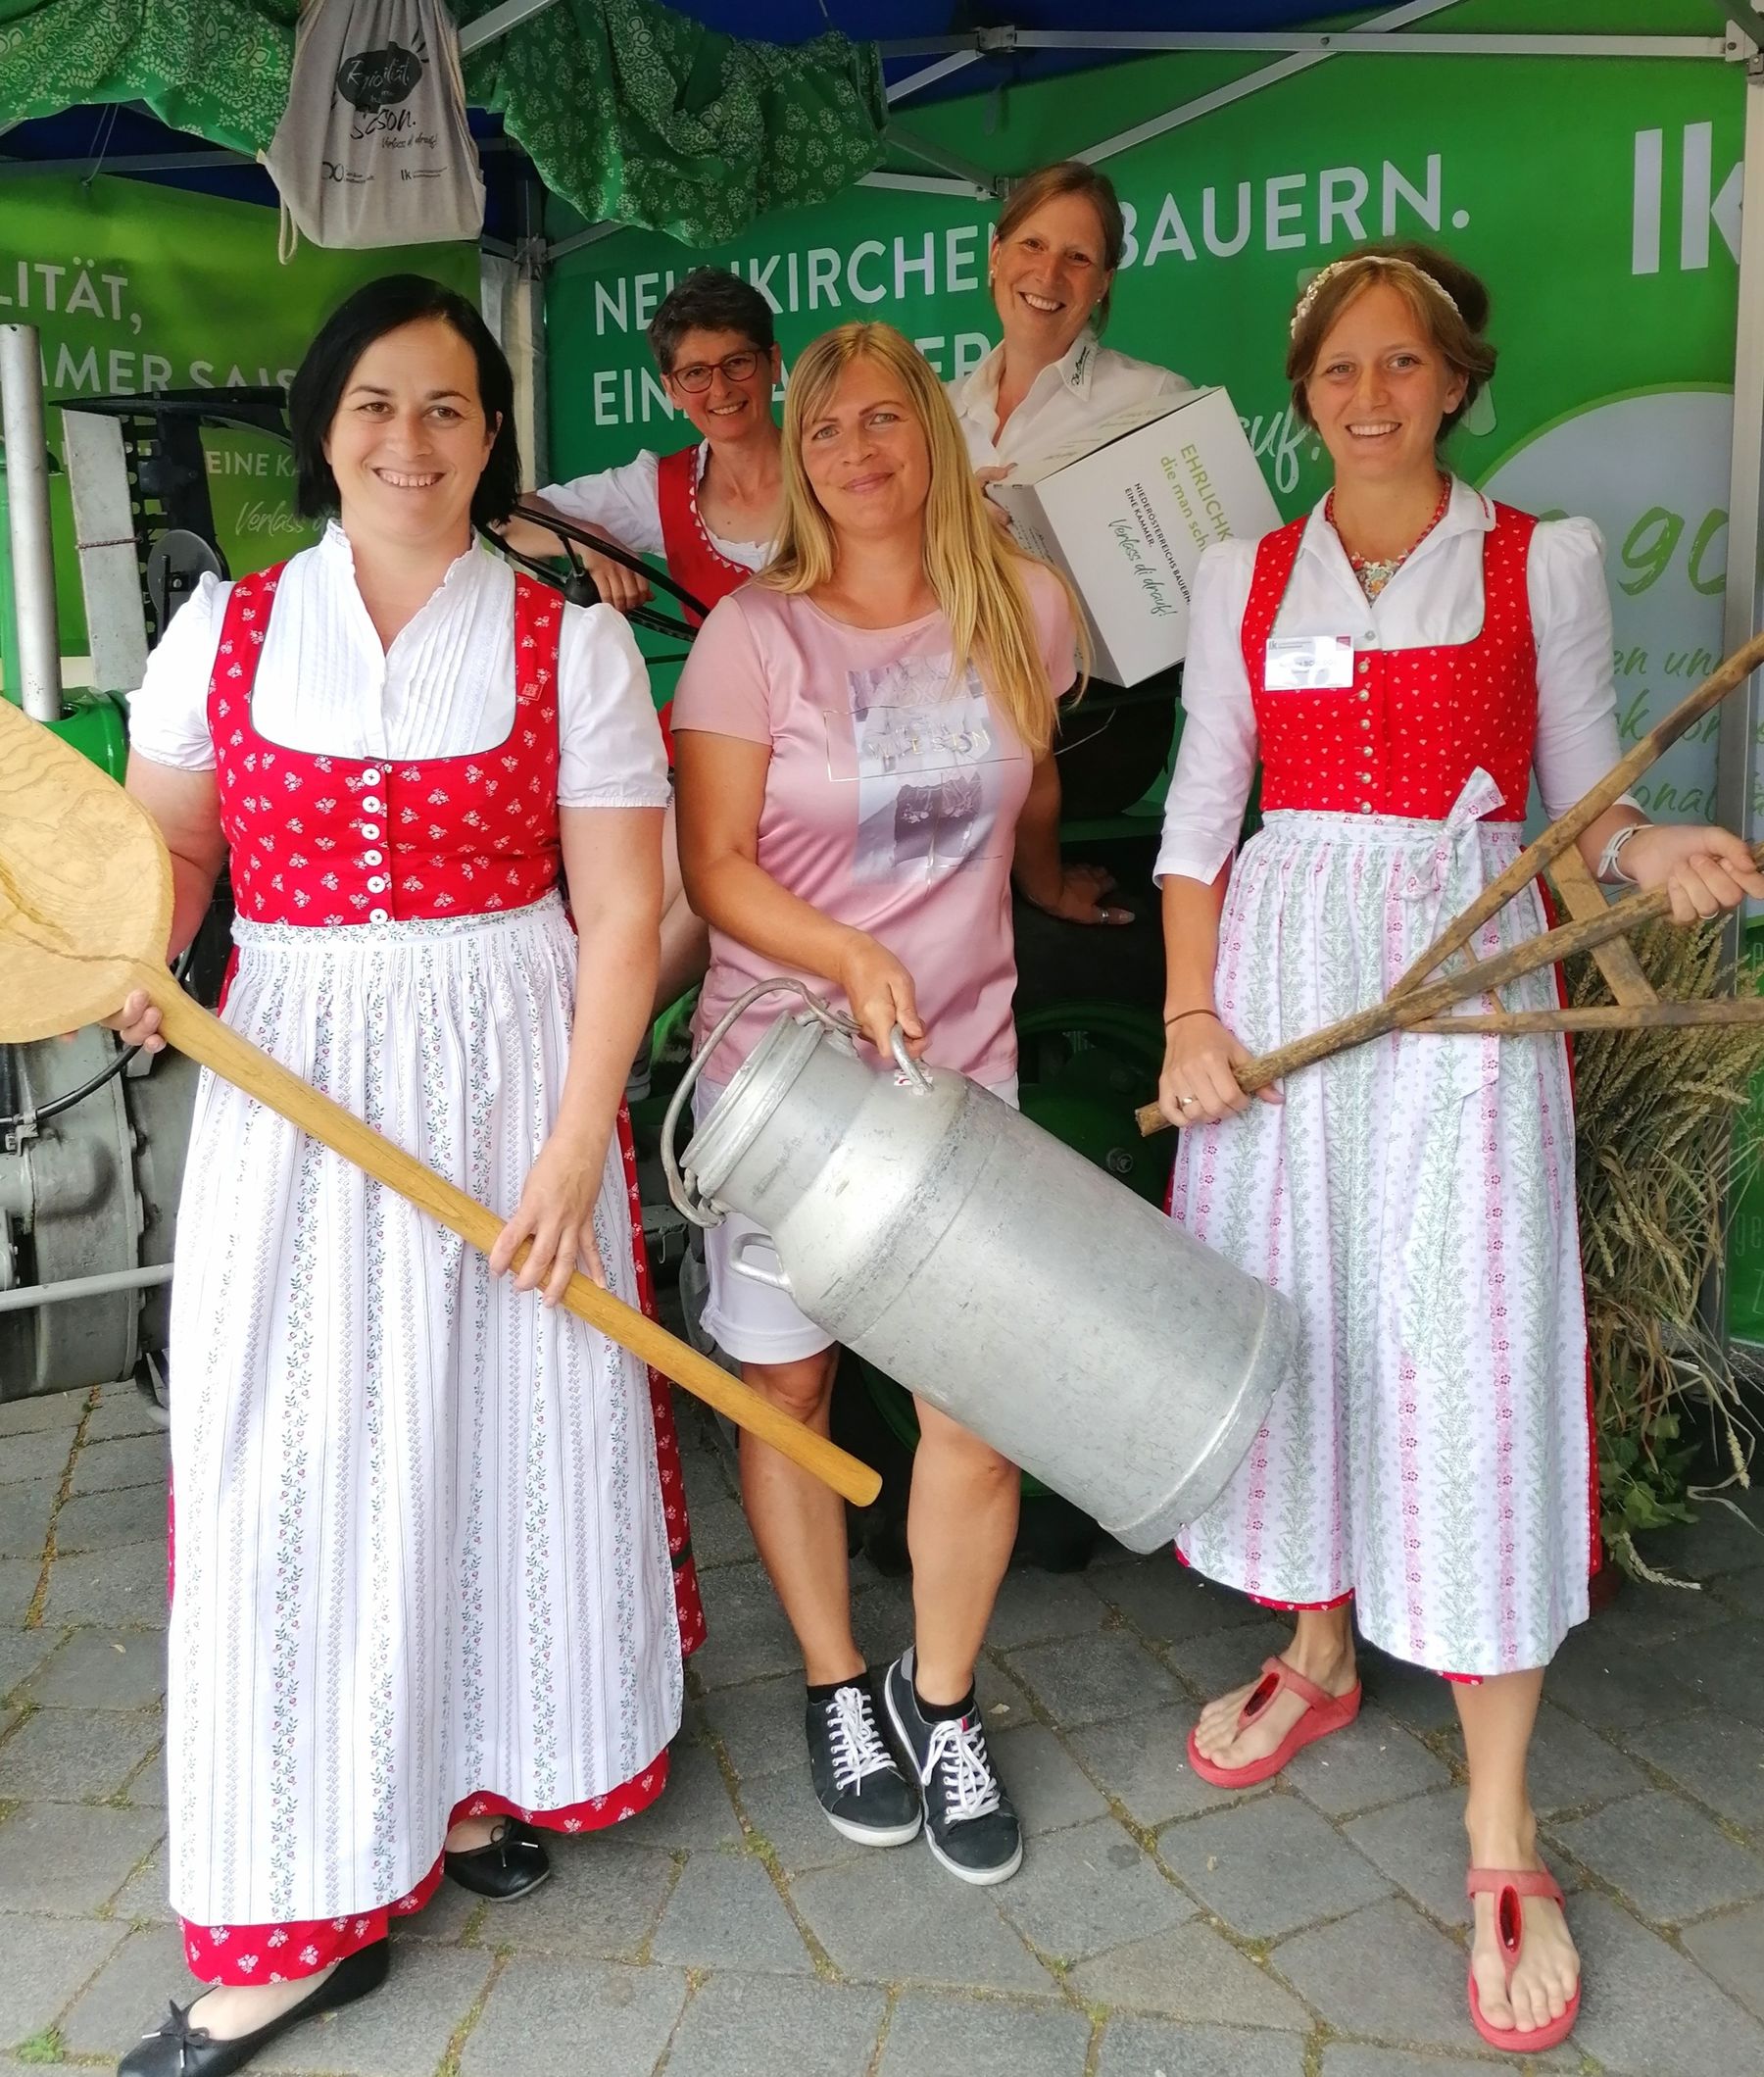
[1568,918,1761,1580]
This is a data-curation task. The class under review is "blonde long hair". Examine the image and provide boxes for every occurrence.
[760,321,1086,758]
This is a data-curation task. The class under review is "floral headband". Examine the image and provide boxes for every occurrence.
[1289,255,1463,339]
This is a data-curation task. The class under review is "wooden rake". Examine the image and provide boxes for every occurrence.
[1136,630,1764,1137]
[0,697,881,1508]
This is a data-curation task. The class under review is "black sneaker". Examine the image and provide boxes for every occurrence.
[883,1649,1022,1886]
[806,1677,922,1846]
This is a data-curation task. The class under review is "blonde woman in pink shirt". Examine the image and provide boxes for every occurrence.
[674,321,1105,1887]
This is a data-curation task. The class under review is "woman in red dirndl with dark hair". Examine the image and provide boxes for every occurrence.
[111,274,703,2077]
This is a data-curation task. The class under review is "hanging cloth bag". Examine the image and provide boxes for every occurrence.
[263,0,485,256]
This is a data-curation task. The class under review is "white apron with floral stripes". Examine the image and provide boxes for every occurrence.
[164,567,684,1927]
[1171,771,1592,1677]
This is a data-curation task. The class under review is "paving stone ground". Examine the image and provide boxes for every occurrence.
[3,1380,1762,2076]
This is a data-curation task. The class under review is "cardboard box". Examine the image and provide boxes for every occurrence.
[992,386,1281,687]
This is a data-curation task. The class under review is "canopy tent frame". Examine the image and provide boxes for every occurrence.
[7,1,1761,1336]
[877,28,1742,66]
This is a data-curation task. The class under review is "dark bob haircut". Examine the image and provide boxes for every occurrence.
[288,273,521,527]
[646,267,776,373]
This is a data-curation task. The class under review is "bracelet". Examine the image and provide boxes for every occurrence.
[1597,820,1646,885]
[1163,1008,1218,1027]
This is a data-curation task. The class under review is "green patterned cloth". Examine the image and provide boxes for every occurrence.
[466,3,886,244]
[0,0,885,243]
[0,0,292,153]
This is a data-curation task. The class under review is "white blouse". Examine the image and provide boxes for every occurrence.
[948,330,1193,471]
[126,524,670,811]
[538,443,772,571]
[1154,478,1632,886]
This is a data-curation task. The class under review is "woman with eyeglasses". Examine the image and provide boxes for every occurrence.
[504,266,783,701]
[502,268,785,1018]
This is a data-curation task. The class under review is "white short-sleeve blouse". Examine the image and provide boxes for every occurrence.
[126,523,668,810]
[537,444,771,572]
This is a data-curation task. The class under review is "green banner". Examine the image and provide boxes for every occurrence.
[546,25,1743,814]
[2,171,477,673]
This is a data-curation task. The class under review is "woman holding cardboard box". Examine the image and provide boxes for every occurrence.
[1152,242,1762,2054]
[949,160,1192,483]
[950,159,1192,914]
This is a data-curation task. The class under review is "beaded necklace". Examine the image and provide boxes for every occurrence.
[1325,474,1452,602]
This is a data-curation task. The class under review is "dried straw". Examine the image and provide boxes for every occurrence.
[1568,920,1763,1577]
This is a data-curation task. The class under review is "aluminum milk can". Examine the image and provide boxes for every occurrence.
[666,986,1298,1553]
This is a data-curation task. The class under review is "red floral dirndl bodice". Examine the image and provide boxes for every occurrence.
[207,563,563,926]
[1241,502,1540,820]
[655,443,762,767]
[656,442,760,628]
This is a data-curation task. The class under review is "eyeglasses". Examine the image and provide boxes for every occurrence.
[666,349,765,394]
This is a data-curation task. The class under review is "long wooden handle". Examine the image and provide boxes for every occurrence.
[1134,843,1764,1135]
[1405,1000,1764,1034]
[1387,628,1764,999]
[139,964,881,1508]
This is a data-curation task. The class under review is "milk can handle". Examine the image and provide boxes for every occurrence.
[661,977,857,1229]
[889,1026,933,1093]
[729,1230,794,1292]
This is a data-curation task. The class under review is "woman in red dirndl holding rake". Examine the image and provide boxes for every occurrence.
[111,275,704,2077]
[1154,244,1762,2053]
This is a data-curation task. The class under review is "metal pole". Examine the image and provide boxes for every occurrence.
[516,173,549,493]
[1711,58,1764,1351]
[0,1262,172,1315]
[884,125,1007,197]
[1716,62,1764,843]
[457,0,564,58]
[1072,0,1461,171]
[547,221,621,264]
[0,322,62,721]
[1020,30,1729,59]
[858,171,990,199]
[886,52,984,105]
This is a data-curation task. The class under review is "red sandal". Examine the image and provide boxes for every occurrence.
[1185,1655,1361,1789]
[1466,1866,1581,2053]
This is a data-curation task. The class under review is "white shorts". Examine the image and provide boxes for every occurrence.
[693,1071,1018,1366]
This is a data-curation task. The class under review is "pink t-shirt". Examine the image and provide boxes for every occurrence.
[672,563,1077,1086]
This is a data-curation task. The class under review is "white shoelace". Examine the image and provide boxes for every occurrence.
[825,1685,897,1794]
[920,1715,1004,1821]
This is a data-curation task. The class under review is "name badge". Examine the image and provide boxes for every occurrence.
[1264,633,1356,692]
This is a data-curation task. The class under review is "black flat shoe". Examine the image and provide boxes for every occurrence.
[118,1937,389,2077]
[443,1815,551,1901]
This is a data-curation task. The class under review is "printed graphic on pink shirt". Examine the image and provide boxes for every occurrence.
[834,654,1009,879]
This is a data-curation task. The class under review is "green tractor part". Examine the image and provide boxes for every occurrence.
[34,687,130,778]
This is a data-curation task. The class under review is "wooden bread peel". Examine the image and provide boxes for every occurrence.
[0,698,881,1507]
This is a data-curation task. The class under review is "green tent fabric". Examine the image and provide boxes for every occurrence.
[0,0,291,153]
[0,0,886,245]
[466,2,885,244]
